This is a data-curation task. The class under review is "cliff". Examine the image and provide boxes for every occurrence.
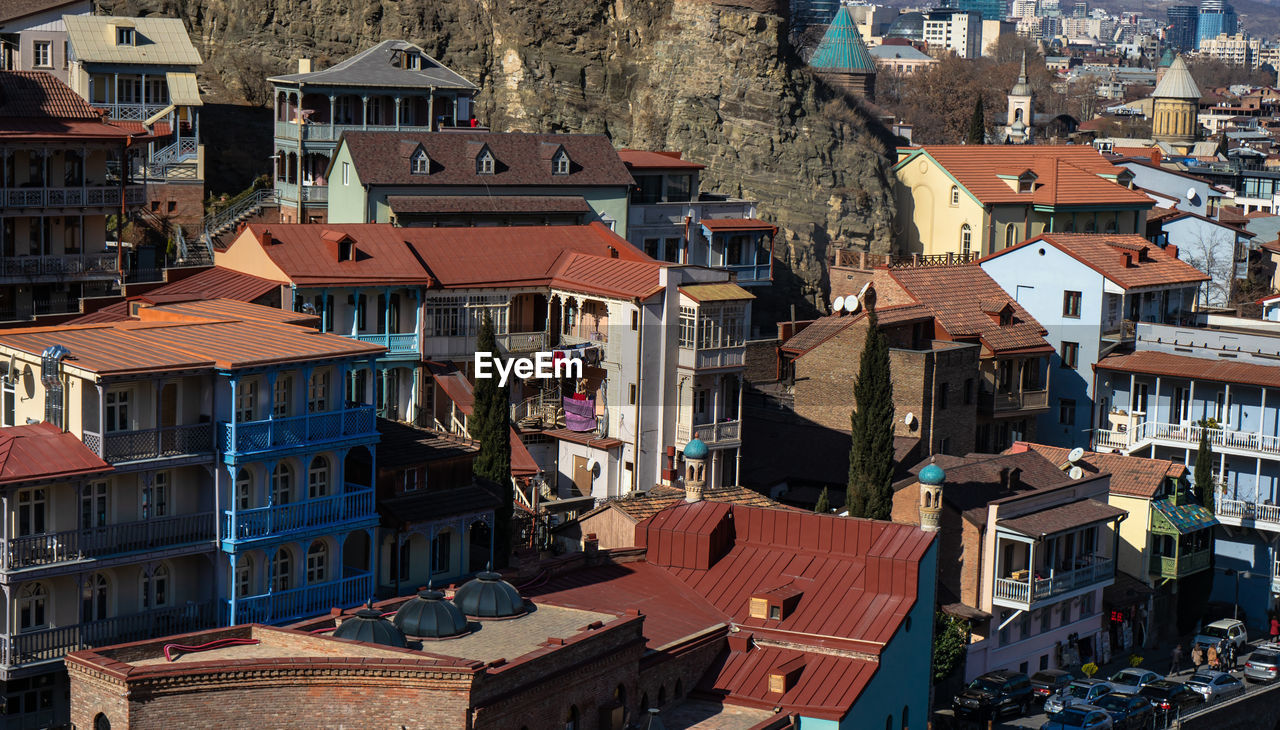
[102,0,898,317]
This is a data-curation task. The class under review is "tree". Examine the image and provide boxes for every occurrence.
[1177,229,1238,308]
[932,612,969,681]
[1194,428,1215,511]
[472,312,513,566]
[966,97,986,145]
[847,309,895,520]
[814,487,831,514]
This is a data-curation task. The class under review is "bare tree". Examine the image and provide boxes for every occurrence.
[214,48,280,107]
[1176,228,1239,309]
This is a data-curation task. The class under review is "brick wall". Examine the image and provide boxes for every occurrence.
[743,339,781,383]
[890,484,982,608]
[146,181,205,231]
[635,627,727,715]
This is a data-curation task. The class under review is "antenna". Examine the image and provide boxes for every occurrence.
[832,295,845,314]
[1068,446,1085,464]
[845,296,860,313]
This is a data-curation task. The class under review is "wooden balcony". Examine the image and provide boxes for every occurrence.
[1,602,216,671]
[0,254,118,283]
[3,512,215,571]
[1096,420,1280,459]
[222,484,376,545]
[1216,497,1280,532]
[81,423,215,465]
[1150,549,1211,580]
[497,331,548,354]
[354,331,419,355]
[230,572,372,625]
[2,185,146,209]
[217,405,377,457]
[676,420,742,445]
[678,345,746,371]
[992,557,1115,610]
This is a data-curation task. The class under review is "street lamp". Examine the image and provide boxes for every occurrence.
[1220,568,1253,619]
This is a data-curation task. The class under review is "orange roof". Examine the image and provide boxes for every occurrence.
[235,224,433,286]
[137,299,319,327]
[700,218,777,233]
[985,233,1209,290]
[70,267,283,324]
[1112,147,1162,163]
[0,422,112,486]
[897,146,1153,208]
[1097,350,1280,390]
[1008,441,1185,499]
[617,149,706,170]
[549,252,667,300]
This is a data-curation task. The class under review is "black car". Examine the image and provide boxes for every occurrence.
[952,669,1033,720]
[1137,680,1204,726]
[1032,669,1075,705]
[1093,693,1154,730]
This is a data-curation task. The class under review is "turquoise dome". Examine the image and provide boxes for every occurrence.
[684,438,709,460]
[919,463,945,485]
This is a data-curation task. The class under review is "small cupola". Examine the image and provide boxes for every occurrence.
[452,569,528,619]
[552,147,571,175]
[322,229,358,262]
[332,605,407,648]
[393,587,470,639]
[411,146,430,175]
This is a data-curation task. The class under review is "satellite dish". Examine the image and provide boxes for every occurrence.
[832,295,845,314]
[1187,187,1198,201]
[1068,446,1086,463]
[904,412,916,426]
[844,296,860,313]
[857,282,871,300]
[1069,465,1085,480]
[586,459,601,478]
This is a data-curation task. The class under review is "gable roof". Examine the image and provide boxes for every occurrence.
[338,131,634,188]
[0,71,137,141]
[809,6,876,71]
[1008,441,1185,499]
[896,146,1153,208]
[0,422,111,486]
[1154,209,1255,237]
[69,267,283,324]
[268,40,476,90]
[228,224,434,287]
[549,252,667,300]
[0,0,83,23]
[617,149,706,171]
[63,15,202,66]
[781,303,934,356]
[987,233,1209,290]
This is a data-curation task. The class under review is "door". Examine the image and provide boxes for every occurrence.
[1134,383,1149,415]
[572,455,591,496]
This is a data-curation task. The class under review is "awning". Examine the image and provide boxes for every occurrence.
[1151,498,1218,535]
[165,71,203,106]
[997,498,1127,538]
[541,494,597,513]
[699,218,777,233]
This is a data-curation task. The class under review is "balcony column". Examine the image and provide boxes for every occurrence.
[95,383,106,455]
[328,95,336,138]
[1256,459,1262,508]
[361,96,369,130]
[1189,378,1196,422]
[265,371,278,449]
[1154,376,1161,424]
[112,73,118,109]
[1225,383,1232,428]
[1028,540,1036,596]
[0,492,7,570]
[383,286,392,338]
[228,377,239,455]
[1260,388,1267,439]
[394,96,401,131]
[320,288,329,332]
[227,550,240,625]
[428,88,435,131]
[413,289,422,351]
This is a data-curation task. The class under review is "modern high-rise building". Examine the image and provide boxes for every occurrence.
[950,0,1008,22]
[1167,5,1199,51]
[791,0,842,31]
[1197,0,1237,47]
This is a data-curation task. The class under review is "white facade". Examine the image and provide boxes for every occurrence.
[924,11,982,59]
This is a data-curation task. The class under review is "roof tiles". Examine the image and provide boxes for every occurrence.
[1009,442,1184,499]
[69,267,282,324]
[992,233,1210,290]
[997,498,1127,537]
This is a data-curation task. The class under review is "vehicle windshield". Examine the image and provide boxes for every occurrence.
[1048,708,1090,724]
[1110,670,1142,683]
[1201,626,1230,639]
[1033,671,1065,684]
[968,678,1001,693]
[1138,685,1168,698]
[1094,695,1128,711]
[1066,683,1092,699]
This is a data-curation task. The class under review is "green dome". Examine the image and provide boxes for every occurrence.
[809,6,876,72]
[684,438,709,460]
[919,463,945,485]
[1159,47,1177,68]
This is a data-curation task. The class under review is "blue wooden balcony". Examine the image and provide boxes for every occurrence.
[217,405,377,459]
[3,512,215,571]
[354,332,419,357]
[2,602,216,671]
[228,572,372,625]
[221,484,376,548]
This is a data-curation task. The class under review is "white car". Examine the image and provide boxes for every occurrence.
[1194,619,1248,652]
[1106,668,1160,695]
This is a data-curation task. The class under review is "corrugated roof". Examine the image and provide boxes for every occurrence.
[549,252,667,301]
[69,267,283,324]
[867,44,934,61]
[64,15,202,66]
[997,498,1128,537]
[138,299,317,327]
[386,194,592,215]
[1097,349,1280,390]
[1009,442,1185,499]
[885,266,1053,355]
[700,218,777,233]
[164,71,202,106]
[617,149,706,171]
[990,233,1210,290]
[268,40,476,91]
[1152,56,1201,100]
[809,6,876,72]
[679,283,755,303]
[339,131,634,188]
[704,644,877,720]
[0,422,111,486]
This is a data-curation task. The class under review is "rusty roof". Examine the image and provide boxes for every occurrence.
[0,422,111,486]
[986,233,1209,290]
[997,498,1127,537]
[1009,441,1185,499]
[386,195,592,215]
[70,267,282,324]
[426,364,538,476]
[549,252,667,301]
[885,265,1053,356]
[1097,349,1280,389]
[699,218,778,233]
[339,131,634,188]
[703,644,878,721]
[781,304,934,356]
[617,149,706,170]
[137,299,317,327]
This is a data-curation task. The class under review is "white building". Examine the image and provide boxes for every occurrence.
[924,9,983,59]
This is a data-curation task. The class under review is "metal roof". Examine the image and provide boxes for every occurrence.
[997,498,1127,538]
[617,149,706,171]
[678,283,755,303]
[0,422,112,486]
[1152,56,1201,101]
[549,252,667,301]
[64,15,202,66]
[165,71,202,106]
[387,194,592,215]
[987,233,1209,291]
[0,0,84,23]
[809,6,876,72]
[1151,498,1217,535]
[1098,349,1280,390]
[268,40,476,90]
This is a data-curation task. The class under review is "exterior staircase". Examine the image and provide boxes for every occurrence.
[131,207,213,268]
[201,188,278,251]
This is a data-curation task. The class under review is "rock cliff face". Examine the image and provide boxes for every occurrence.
[102,0,897,316]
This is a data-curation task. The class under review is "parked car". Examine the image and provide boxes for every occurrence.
[1185,670,1246,703]
[1138,679,1204,724]
[1193,618,1248,652]
[1106,668,1160,695]
[1206,602,1247,627]
[1093,693,1154,730]
[1032,669,1076,705]
[1040,705,1115,730]
[1044,679,1114,714]
[951,669,1033,719]
[1244,645,1280,683]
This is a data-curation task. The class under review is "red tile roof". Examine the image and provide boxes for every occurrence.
[781,304,934,356]
[138,299,317,327]
[231,224,433,286]
[1097,349,1280,390]
[0,71,101,119]
[617,149,706,170]
[700,218,777,233]
[0,422,111,486]
[69,267,282,324]
[0,0,83,22]
[1112,148,1162,163]
[549,252,667,300]
[1008,441,1185,499]
[986,233,1210,290]
[898,146,1153,207]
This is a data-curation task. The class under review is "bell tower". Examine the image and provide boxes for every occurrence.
[918,457,945,532]
[684,438,708,503]
[1006,52,1035,144]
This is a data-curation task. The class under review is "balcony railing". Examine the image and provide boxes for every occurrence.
[1101,319,1137,342]
[725,263,772,283]
[1150,549,1212,579]
[992,557,1115,607]
[218,405,377,455]
[274,120,435,142]
[1216,497,1280,528]
[96,102,171,121]
[3,602,216,669]
[992,389,1050,413]
[676,420,742,444]
[354,332,419,355]
[0,254,118,280]
[3,512,215,570]
[632,200,757,227]
[231,572,372,625]
[679,345,745,371]
[1096,420,1280,457]
[223,484,375,542]
[2,185,146,208]
[497,331,548,354]
[275,181,329,204]
[81,424,215,464]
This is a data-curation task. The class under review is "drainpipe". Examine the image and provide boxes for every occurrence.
[296,83,305,223]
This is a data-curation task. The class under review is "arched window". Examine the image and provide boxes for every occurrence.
[1015,107,1023,121]
[308,456,330,499]
[93,713,110,730]
[431,530,452,575]
[924,491,932,508]
[885,715,893,730]
[272,463,294,505]
[82,572,109,621]
[306,541,329,584]
[273,548,293,592]
[950,185,959,206]
[236,469,253,510]
[236,555,255,598]
[640,693,650,713]
[1005,223,1017,249]
[960,224,973,258]
[615,684,627,708]
[564,705,579,730]
[142,564,169,609]
[18,582,48,631]
[675,679,684,698]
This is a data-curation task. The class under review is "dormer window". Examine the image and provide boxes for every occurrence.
[411,149,430,175]
[116,27,136,46]
[406,53,421,70]
[553,150,570,175]
[339,240,355,261]
[477,149,495,175]
[1018,173,1036,193]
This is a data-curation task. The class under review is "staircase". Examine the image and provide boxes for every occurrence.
[146,139,199,180]
[201,188,278,251]
[131,208,213,268]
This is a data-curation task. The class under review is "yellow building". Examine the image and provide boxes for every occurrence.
[892,146,1154,261]
[1150,55,1202,148]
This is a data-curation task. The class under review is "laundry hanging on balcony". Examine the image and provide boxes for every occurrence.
[563,393,597,432]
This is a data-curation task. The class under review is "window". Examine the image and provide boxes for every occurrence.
[82,573,109,621]
[1004,223,1017,249]
[236,380,258,422]
[950,185,960,206]
[143,472,169,519]
[308,370,330,413]
[272,549,292,592]
[937,382,948,410]
[432,531,452,574]
[81,482,108,529]
[960,224,972,257]
[564,705,579,730]
[553,150,570,175]
[94,714,110,730]
[1080,592,1094,617]
[411,149,430,174]
[341,161,350,186]
[141,564,169,609]
[105,390,130,432]
[308,456,330,499]
[631,310,639,331]
[1018,174,1035,193]
[273,375,293,418]
[115,27,135,46]
[1063,290,1082,318]
[272,463,294,505]
[16,489,46,537]
[1060,341,1079,369]
[964,378,974,405]
[477,150,495,174]
[32,42,51,68]
[629,384,637,405]
[236,469,253,510]
[306,541,329,583]
[679,306,696,348]
[18,583,48,631]
[403,467,424,492]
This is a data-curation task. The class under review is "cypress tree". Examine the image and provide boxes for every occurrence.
[472,312,513,566]
[814,487,830,514]
[847,309,896,520]
[966,97,986,145]
[1194,428,1214,510]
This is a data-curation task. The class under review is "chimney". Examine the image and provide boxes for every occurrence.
[661,446,677,487]
[1008,467,1022,491]
[298,58,312,74]
[999,466,1011,491]
[1122,252,1132,267]
[1167,244,1179,259]
[260,228,273,246]
[607,245,619,259]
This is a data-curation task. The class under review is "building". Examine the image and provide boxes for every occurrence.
[1197,32,1261,69]
[1196,0,1237,48]
[892,146,1154,261]
[0,70,147,323]
[1111,157,1220,217]
[809,5,878,99]
[950,0,1008,23]
[268,41,479,225]
[891,451,1125,681]
[849,4,901,44]
[997,52,1036,144]
[1151,56,1203,153]
[1145,208,1253,307]
[0,0,91,82]
[68,499,937,729]
[868,43,939,74]
[62,15,206,228]
[1167,7,1199,51]
[791,0,841,31]
[618,149,774,289]
[923,9,983,59]
[979,232,1208,448]
[325,132,634,234]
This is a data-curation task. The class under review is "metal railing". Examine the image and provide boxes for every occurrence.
[1150,550,1211,579]
[217,405,377,454]
[96,102,170,121]
[1106,420,1280,456]
[992,389,1050,412]
[81,424,214,463]
[2,185,146,208]
[725,263,772,283]
[676,420,742,444]
[4,512,215,570]
[679,345,746,370]
[273,120,435,141]
[274,181,329,203]
[889,252,978,268]
[993,558,1115,606]
[222,484,375,541]
[3,602,216,669]
[202,188,278,241]
[354,332,418,354]
[231,572,372,625]
[0,254,117,279]
[632,200,757,226]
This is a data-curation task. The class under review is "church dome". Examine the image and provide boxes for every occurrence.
[885,12,925,42]
[453,571,528,619]
[332,607,407,648]
[394,588,470,639]
[1009,52,1033,97]
[684,437,709,460]
[919,462,946,486]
